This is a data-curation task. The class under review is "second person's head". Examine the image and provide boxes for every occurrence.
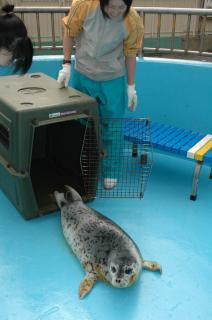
[100,0,133,19]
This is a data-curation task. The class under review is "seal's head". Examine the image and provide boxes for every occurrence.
[107,250,141,288]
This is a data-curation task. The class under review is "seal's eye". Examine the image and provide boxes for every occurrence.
[125,268,133,275]
[111,266,116,273]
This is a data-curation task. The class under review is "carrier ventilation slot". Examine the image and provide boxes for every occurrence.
[0,123,9,149]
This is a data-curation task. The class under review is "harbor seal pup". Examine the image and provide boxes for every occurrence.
[54,186,162,299]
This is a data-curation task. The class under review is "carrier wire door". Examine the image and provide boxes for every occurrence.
[84,118,153,199]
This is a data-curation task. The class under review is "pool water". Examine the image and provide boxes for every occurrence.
[0,56,212,320]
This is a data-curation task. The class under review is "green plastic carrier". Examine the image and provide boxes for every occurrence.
[0,73,99,219]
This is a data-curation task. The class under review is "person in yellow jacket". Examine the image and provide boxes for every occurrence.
[58,0,144,189]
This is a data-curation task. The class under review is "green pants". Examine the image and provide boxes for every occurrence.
[72,69,127,178]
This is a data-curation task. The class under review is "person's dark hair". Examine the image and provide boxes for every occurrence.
[0,4,33,74]
[99,0,133,19]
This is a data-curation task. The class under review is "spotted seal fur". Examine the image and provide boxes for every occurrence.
[54,186,162,299]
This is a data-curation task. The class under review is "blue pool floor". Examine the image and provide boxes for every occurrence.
[0,153,212,320]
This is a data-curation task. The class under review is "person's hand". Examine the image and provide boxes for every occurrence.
[57,64,71,88]
[127,84,137,112]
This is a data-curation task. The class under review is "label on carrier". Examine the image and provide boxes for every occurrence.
[49,110,77,119]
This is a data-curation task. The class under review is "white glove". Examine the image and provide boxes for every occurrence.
[57,63,71,88]
[127,84,137,112]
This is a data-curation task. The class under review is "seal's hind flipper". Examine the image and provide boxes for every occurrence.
[143,260,162,274]
[54,191,67,208]
[65,185,82,202]
[79,273,97,299]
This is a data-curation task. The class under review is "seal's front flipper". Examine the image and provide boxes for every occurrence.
[143,260,162,274]
[79,273,97,299]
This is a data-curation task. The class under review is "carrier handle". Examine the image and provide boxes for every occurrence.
[0,155,27,178]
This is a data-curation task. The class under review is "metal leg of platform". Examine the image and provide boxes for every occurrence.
[132,143,138,157]
[209,167,212,179]
[190,160,203,201]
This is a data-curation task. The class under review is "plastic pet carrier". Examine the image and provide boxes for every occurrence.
[0,73,99,219]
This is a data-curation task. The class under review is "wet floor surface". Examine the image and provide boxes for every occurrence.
[0,153,212,320]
